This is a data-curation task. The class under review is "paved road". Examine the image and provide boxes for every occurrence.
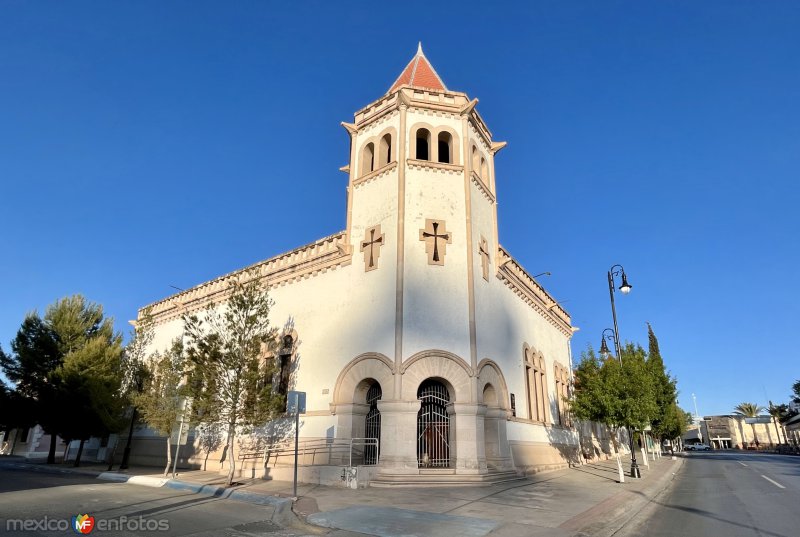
[0,462,319,536]
[621,451,800,537]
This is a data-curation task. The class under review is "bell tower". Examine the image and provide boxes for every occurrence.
[341,44,506,394]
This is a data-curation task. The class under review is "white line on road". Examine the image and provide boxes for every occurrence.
[738,461,748,467]
[760,475,785,489]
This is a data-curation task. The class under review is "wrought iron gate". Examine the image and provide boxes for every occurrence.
[364,382,382,465]
[417,379,450,467]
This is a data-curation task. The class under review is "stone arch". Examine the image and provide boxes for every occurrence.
[409,122,435,161]
[477,359,510,410]
[332,352,395,407]
[360,141,375,176]
[400,349,472,402]
[376,126,397,165]
[436,126,461,165]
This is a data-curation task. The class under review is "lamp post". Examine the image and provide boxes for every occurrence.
[604,264,640,478]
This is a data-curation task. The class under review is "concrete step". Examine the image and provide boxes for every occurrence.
[369,469,525,488]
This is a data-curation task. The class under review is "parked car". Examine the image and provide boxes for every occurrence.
[686,443,711,451]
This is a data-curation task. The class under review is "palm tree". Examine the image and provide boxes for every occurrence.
[767,401,788,444]
[733,402,765,448]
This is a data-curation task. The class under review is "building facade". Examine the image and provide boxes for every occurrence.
[133,46,580,484]
[700,415,786,450]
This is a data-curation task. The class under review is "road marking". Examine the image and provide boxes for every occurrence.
[738,461,748,467]
[761,475,785,489]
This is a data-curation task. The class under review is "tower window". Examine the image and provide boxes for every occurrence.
[437,132,452,164]
[480,157,489,182]
[416,129,430,160]
[361,142,375,176]
[472,146,480,175]
[380,134,392,166]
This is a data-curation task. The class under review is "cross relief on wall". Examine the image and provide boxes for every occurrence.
[479,236,490,280]
[419,219,452,266]
[360,225,384,271]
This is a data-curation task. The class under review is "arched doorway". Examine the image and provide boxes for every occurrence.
[364,382,382,465]
[417,379,450,467]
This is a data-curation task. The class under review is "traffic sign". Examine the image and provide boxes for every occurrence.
[287,391,306,414]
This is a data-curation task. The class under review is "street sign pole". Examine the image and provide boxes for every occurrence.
[293,406,299,498]
[287,390,306,500]
[172,398,187,479]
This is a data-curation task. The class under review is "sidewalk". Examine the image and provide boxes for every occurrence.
[2,453,684,537]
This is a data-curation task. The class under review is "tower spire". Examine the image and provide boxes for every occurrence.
[387,43,448,94]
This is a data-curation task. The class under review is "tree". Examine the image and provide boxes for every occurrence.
[47,296,125,466]
[1,297,125,465]
[733,402,765,447]
[0,380,36,438]
[645,324,678,445]
[117,309,155,469]
[196,423,224,471]
[1,314,63,463]
[792,380,800,406]
[571,343,656,481]
[133,340,187,475]
[657,403,691,446]
[767,401,789,445]
[183,270,283,486]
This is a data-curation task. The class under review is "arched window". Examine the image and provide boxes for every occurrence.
[554,364,570,426]
[415,128,430,160]
[361,142,375,177]
[277,335,294,396]
[437,132,452,164]
[480,157,489,182]
[472,146,480,175]
[524,349,548,423]
[379,134,392,166]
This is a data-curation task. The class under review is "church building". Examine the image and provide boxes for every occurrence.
[138,45,580,485]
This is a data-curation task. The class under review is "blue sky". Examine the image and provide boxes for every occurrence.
[1,1,798,416]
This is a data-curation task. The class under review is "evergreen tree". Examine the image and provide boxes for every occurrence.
[46,296,125,466]
[646,323,678,444]
[0,315,62,463]
[183,269,283,486]
[133,340,187,475]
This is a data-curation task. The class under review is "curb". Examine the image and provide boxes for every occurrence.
[96,471,297,526]
[562,457,685,537]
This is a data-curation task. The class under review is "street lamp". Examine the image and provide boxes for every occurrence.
[606,264,641,478]
[598,328,615,359]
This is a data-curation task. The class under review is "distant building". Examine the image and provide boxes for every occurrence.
[699,415,784,449]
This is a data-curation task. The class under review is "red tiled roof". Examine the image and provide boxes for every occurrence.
[388,43,447,94]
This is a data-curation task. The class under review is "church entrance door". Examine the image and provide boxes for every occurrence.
[364,382,381,465]
[417,379,450,467]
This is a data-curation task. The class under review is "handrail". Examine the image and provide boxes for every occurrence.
[237,437,379,466]
[349,437,379,467]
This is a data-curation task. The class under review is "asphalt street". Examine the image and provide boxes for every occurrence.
[620,451,800,537]
[0,462,316,536]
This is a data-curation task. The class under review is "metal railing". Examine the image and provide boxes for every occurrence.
[238,437,379,467]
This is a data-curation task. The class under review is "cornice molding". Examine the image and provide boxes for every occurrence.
[495,246,573,337]
[352,161,397,188]
[406,159,463,174]
[470,171,495,203]
[143,232,352,325]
